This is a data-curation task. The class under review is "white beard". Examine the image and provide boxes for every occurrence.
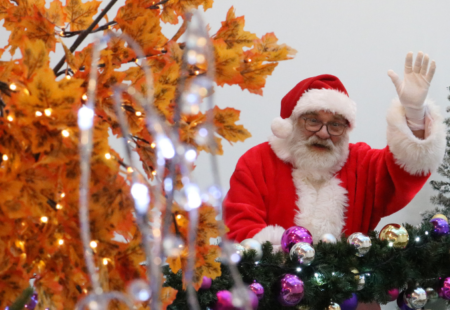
[286,129,349,182]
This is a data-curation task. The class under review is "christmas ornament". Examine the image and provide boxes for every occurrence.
[248,281,264,300]
[225,289,258,310]
[387,288,400,301]
[347,232,372,257]
[426,287,438,300]
[339,293,358,310]
[328,303,341,310]
[379,224,409,248]
[214,290,234,310]
[127,279,152,302]
[431,214,448,222]
[240,239,263,261]
[289,242,315,265]
[439,277,450,300]
[320,233,337,244]
[281,226,313,253]
[200,276,212,290]
[275,274,305,306]
[350,268,365,291]
[404,287,427,309]
[430,217,449,236]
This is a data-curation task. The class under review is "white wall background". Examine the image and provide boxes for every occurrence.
[1,1,449,309]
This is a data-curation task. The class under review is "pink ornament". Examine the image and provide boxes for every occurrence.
[248,281,264,300]
[276,274,304,306]
[214,290,234,310]
[281,226,313,253]
[200,276,212,290]
[440,277,450,300]
[388,288,400,301]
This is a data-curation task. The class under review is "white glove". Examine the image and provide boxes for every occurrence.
[387,51,436,130]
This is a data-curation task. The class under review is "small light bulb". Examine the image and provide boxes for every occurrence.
[150,142,156,148]
[151,170,157,176]
[40,216,48,223]
[135,111,142,116]
[127,167,133,173]
[65,75,71,80]
[60,192,65,198]
[415,237,420,242]
[44,109,52,116]
[107,25,112,30]
[2,154,8,161]
[179,244,183,248]
[59,31,64,36]
[425,231,429,235]
[247,59,252,63]
[194,70,200,75]
[176,214,182,220]
[297,267,302,272]
[135,58,139,63]
[58,239,64,245]
[105,153,111,159]
[62,130,69,137]
[90,241,97,248]
[102,258,108,265]
[9,83,17,91]
[35,111,42,117]
[255,261,259,265]
[388,242,393,247]
[82,94,88,101]
[157,4,163,9]
[7,116,13,122]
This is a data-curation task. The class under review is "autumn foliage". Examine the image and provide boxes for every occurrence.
[0,0,295,308]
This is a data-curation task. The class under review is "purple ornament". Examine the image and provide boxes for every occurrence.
[439,277,450,300]
[248,281,264,300]
[396,292,413,310]
[281,226,313,253]
[25,294,38,310]
[430,218,449,236]
[276,274,305,306]
[339,293,358,310]
[200,276,212,290]
[387,288,400,301]
[214,290,234,310]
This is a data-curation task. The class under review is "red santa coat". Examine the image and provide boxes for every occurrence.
[224,100,446,243]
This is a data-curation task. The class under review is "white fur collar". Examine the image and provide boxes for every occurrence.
[292,170,347,242]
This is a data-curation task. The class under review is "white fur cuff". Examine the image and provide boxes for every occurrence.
[252,225,286,248]
[386,98,446,176]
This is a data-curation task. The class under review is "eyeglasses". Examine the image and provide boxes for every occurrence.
[301,117,348,136]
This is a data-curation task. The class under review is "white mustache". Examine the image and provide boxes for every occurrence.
[306,136,335,150]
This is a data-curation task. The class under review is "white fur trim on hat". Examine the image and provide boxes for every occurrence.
[271,117,293,139]
[293,88,357,128]
[386,98,446,175]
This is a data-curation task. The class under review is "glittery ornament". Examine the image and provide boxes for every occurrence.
[320,233,337,244]
[431,214,449,222]
[347,232,372,257]
[248,281,264,300]
[339,293,358,310]
[289,242,315,265]
[439,277,450,300]
[379,224,409,248]
[127,279,152,302]
[275,274,304,306]
[281,226,313,253]
[200,276,212,290]
[387,288,400,301]
[350,268,365,291]
[328,303,341,310]
[430,217,449,236]
[240,239,263,261]
[404,287,427,309]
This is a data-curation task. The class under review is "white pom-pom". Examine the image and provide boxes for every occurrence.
[271,117,293,139]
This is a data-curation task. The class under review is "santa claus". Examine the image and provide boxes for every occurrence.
[223,52,446,250]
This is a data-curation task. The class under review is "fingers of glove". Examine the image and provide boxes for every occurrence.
[426,60,436,83]
[413,51,424,74]
[387,70,401,89]
[404,52,413,74]
[420,54,429,76]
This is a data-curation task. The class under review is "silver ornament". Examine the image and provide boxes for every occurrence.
[350,268,365,291]
[404,287,427,309]
[289,242,315,266]
[426,287,438,300]
[328,303,341,310]
[240,239,263,261]
[127,279,152,302]
[320,233,337,244]
[347,232,372,257]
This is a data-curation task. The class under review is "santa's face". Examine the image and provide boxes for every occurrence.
[286,110,350,178]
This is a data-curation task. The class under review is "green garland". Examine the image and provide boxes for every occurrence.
[163,220,450,310]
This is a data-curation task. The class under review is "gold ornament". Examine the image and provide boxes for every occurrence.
[328,303,341,310]
[379,224,409,248]
[431,214,449,223]
[350,268,365,290]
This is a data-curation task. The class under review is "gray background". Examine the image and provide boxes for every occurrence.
[2,1,449,309]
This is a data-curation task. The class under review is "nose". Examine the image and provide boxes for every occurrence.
[315,125,330,139]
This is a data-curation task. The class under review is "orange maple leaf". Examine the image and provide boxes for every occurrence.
[161,0,213,25]
[45,0,67,26]
[213,39,243,87]
[213,106,251,144]
[161,286,178,310]
[20,38,49,81]
[64,0,101,31]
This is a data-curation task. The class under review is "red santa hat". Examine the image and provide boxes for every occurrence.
[271,74,357,139]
